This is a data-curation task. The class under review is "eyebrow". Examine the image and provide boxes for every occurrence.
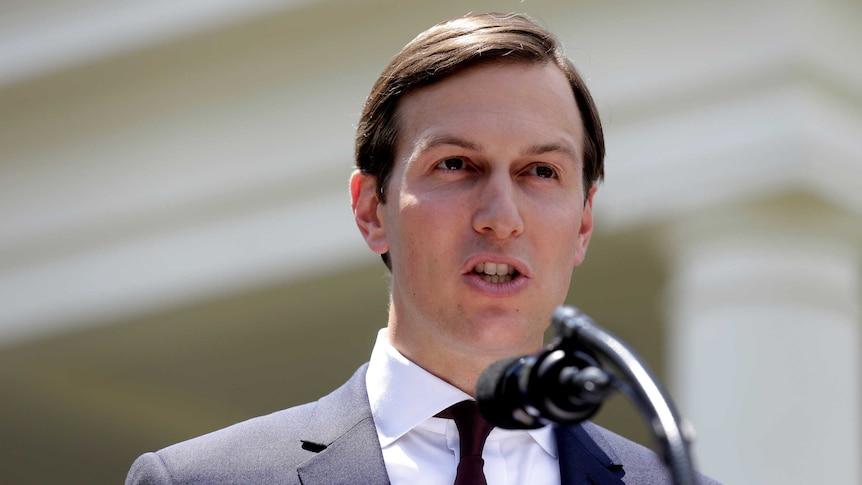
[413,135,480,155]
[522,142,580,163]
[410,135,580,163]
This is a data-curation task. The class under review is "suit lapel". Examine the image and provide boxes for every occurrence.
[296,364,390,485]
[296,418,389,485]
[556,422,625,485]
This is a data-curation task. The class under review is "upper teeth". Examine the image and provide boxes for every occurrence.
[475,262,515,276]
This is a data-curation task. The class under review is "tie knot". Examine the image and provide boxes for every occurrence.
[438,400,494,459]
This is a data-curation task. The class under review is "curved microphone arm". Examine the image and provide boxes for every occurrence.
[551,305,698,485]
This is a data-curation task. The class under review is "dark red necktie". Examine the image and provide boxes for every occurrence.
[437,400,495,485]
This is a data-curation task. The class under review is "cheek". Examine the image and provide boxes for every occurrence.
[388,199,439,258]
[536,207,584,267]
[399,200,465,273]
[400,204,449,253]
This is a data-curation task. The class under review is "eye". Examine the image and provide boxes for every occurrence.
[528,164,557,179]
[436,157,466,171]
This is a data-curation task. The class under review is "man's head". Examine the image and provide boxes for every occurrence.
[355,13,604,269]
[350,13,603,391]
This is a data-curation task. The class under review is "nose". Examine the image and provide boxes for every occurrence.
[472,172,524,239]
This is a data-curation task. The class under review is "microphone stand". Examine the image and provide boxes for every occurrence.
[551,305,698,485]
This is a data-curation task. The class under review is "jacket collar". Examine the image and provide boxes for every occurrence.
[556,421,626,485]
[296,364,391,485]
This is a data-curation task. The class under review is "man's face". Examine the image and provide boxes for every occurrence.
[353,61,596,369]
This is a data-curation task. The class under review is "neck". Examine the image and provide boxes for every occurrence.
[386,325,539,397]
[390,341,486,396]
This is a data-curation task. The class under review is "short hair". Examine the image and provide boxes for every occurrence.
[355,13,605,268]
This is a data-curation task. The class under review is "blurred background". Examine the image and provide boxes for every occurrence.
[1,0,860,483]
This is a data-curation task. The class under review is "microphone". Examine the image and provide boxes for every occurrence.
[475,341,614,430]
[477,305,700,485]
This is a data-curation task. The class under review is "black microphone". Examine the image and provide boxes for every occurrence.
[475,342,614,430]
[477,305,700,485]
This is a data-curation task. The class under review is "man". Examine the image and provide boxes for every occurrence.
[127,13,718,484]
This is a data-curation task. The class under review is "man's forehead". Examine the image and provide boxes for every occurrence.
[398,62,578,122]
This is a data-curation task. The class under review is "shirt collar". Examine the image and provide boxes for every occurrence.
[366,328,469,446]
[365,328,557,457]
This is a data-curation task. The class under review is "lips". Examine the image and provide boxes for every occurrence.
[461,255,530,297]
[473,262,518,283]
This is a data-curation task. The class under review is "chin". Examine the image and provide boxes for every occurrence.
[463,318,545,357]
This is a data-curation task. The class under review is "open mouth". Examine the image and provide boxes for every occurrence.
[472,262,519,283]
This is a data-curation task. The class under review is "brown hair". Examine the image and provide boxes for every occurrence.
[355,13,605,268]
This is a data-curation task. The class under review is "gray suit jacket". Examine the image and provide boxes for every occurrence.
[127,364,717,484]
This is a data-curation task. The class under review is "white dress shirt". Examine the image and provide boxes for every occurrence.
[365,328,561,485]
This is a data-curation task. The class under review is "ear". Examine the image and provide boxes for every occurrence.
[350,170,389,255]
[572,185,597,267]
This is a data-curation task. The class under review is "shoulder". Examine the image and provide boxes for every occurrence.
[571,421,722,485]
[126,403,319,485]
[126,365,371,485]
[579,421,663,471]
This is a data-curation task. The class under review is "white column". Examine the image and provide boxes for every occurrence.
[665,206,861,485]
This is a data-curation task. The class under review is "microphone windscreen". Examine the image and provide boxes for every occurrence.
[476,356,541,429]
